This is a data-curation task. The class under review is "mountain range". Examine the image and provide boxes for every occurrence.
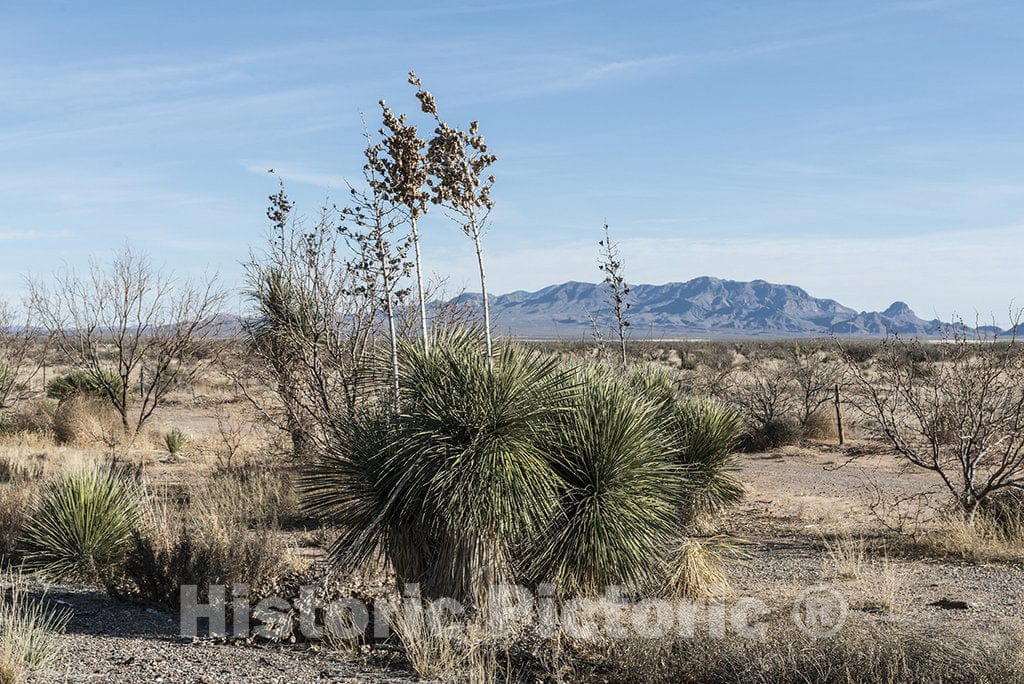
[450,276,991,339]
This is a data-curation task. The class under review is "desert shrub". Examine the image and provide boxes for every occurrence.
[977,488,1024,539]
[527,366,677,595]
[801,408,837,440]
[0,400,56,437]
[740,418,802,451]
[844,332,1024,517]
[22,465,139,584]
[0,570,69,684]
[0,485,36,563]
[51,396,121,445]
[162,427,187,457]
[45,369,122,403]
[123,498,287,608]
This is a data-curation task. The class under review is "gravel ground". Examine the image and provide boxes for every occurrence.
[35,588,412,683]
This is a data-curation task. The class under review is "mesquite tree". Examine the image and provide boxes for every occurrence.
[0,301,43,425]
[843,327,1024,520]
[241,181,380,456]
[376,95,431,351]
[598,223,631,368]
[410,71,498,371]
[28,246,226,437]
[341,132,413,411]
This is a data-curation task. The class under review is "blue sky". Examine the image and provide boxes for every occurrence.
[1,0,1021,322]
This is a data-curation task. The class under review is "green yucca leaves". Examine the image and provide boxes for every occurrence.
[300,403,425,581]
[672,399,745,519]
[23,465,139,583]
[303,328,746,604]
[393,333,577,601]
[529,367,679,594]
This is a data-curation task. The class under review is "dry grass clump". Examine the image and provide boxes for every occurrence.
[123,495,290,608]
[824,534,867,580]
[193,461,298,528]
[51,396,121,446]
[0,400,56,439]
[0,570,70,684]
[598,617,1024,683]
[0,485,36,563]
[388,602,498,683]
[662,540,731,599]
[913,515,1024,563]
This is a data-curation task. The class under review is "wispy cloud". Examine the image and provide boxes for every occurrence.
[243,162,355,190]
[486,34,836,100]
[0,229,73,241]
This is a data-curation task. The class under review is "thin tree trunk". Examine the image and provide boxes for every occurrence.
[410,216,429,352]
[470,223,493,373]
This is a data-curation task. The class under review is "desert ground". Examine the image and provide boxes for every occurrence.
[3,338,1023,683]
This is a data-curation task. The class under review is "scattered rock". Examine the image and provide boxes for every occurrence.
[928,597,972,610]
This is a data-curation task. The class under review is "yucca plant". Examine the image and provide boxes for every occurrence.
[393,333,576,603]
[301,402,426,583]
[671,398,745,521]
[0,570,70,684]
[304,330,577,605]
[528,367,679,595]
[45,369,123,404]
[162,427,187,457]
[23,465,139,584]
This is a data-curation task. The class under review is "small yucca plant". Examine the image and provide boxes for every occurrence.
[0,570,70,683]
[671,399,745,521]
[162,427,187,457]
[23,465,139,584]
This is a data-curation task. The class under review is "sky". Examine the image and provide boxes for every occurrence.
[1,0,1022,322]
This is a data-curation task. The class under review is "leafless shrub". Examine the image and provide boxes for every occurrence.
[28,245,227,439]
[842,325,1024,520]
[211,404,253,470]
[237,182,383,458]
[0,302,44,429]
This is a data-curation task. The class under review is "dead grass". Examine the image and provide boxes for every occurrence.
[598,614,1024,683]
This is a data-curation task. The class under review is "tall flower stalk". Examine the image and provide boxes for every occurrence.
[341,129,413,412]
[409,71,497,372]
[376,95,431,352]
[598,223,631,369]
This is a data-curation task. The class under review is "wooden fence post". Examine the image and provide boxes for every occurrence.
[834,383,845,446]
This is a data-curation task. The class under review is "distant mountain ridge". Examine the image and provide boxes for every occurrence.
[450,276,987,339]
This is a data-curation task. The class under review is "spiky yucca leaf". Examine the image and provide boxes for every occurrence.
[23,465,139,583]
[529,367,679,595]
[672,399,745,519]
[300,403,427,582]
